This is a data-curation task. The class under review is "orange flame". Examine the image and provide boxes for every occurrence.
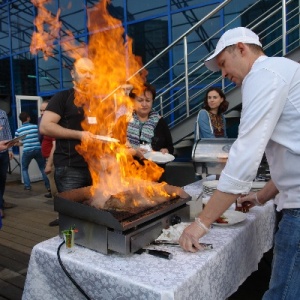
[30,0,61,60]
[31,0,171,208]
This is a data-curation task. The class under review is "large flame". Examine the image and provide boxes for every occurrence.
[30,0,61,60]
[31,0,171,209]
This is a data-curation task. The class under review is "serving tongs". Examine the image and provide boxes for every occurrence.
[152,240,213,250]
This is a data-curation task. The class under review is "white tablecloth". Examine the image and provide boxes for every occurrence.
[22,181,276,300]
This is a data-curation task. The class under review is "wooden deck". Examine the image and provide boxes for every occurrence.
[0,174,58,300]
[0,172,272,300]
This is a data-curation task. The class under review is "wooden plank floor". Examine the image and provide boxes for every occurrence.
[0,174,58,300]
[0,172,272,300]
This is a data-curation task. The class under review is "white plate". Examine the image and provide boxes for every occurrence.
[93,135,119,143]
[213,210,246,226]
[144,151,175,164]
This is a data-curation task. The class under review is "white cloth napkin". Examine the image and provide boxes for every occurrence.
[156,222,191,242]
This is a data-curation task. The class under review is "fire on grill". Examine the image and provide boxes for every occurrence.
[57,182,189,210]
[32,1,192,254]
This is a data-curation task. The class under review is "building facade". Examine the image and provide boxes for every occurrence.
[0,0,293,133]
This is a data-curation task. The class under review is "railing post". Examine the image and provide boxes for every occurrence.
[282,0,286,56]
[159,95,163,116]
[184,36,190,117]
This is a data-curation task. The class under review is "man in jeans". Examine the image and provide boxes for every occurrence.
[40,57,95,226]
[15,112,50,193]
[179,27,300,299]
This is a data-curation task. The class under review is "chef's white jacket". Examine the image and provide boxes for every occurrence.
[218,55,300,211]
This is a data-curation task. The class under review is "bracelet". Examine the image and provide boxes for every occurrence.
[254,192,263,206]
[194,218,210,233]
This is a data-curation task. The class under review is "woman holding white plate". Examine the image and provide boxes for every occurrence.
[113,83,174,180]
[115,83,174,159]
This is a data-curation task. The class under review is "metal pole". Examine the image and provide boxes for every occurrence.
[282,0,287,56]
[126,0,232,81]
[183,36,190,117]
[159,95,163,116]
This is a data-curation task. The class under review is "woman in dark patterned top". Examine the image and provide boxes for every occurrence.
[113,83,174,182]
[114,83,174,160]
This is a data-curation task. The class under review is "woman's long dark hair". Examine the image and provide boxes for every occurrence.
[202,87,229,115]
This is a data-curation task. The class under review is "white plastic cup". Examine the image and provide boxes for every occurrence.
[188,194,203,219]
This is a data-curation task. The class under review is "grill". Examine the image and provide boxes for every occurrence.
[192,138,236,176]
[54,187,190,255]
[192,138,270,180]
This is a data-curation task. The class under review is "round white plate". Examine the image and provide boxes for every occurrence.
[93,135,119,143]
[144,151,175,164]
[213,210,246,226]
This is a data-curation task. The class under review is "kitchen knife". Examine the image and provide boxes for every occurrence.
[136,248,173,260]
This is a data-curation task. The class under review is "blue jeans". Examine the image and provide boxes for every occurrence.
[22,149,50,190]
[263,208,300,300]
[54,166,92,193]
[0,151,9,210]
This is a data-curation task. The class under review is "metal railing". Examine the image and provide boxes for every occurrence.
[132,0,300,131]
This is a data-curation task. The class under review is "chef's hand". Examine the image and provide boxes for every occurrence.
[179,223,206,253]
[236,192,261,210]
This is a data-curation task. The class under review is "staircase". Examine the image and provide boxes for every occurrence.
[135,0,300,140]
[142,0,300,184]
[142,0,300,155]
[172,44,300,160]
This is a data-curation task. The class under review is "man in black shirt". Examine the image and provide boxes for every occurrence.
[40,57,95,226]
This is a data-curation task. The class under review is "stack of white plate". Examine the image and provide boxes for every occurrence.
[202,180,219,196]
[251,181,267,192]
[202,180,267,195]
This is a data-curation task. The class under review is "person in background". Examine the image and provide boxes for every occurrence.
[179,27,300,299]
[39,57,95,226]
[113,83,174,159]
[15,112,51,193]
[195,87,229,140]
[127,83,174,158]
[0,109,14,219]
[113,83,174,182]
[38,100,57,199]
